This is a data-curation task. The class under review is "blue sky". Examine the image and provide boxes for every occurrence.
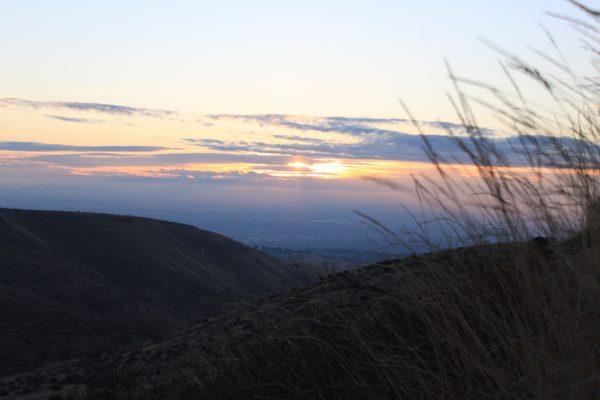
[0,1,583,119]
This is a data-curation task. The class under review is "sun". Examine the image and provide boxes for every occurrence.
[288,160,347,177]
[310,161,347,175]
[288,161,309,169]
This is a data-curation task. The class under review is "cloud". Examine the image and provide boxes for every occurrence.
[205,114,495,136]
[186,133,456,162]
[0,141,170,152]
[156,169,281,183]
[183,138,225,146]
[27,152,289,168]
[0,97,176,118]
[206,114,287,125]
[44,114,105,124]
[273,134,328,144]
[206,114,395,136]
[3,104,586,176]
[185,131,592,166]
[195,114,595,166]
[192,115,468,162]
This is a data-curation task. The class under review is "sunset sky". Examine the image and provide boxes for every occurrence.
[0,1,590,248]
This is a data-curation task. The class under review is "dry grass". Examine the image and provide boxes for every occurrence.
[80,239,597,400]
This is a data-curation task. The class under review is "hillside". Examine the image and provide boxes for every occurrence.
[1,236,597,399]
[0,208,315,377]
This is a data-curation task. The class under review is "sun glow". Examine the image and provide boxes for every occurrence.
[288,160,348,177]
[310,161,347,175]
[288,161,309,170]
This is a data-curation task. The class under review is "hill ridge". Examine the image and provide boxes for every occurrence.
[0,208,315,377]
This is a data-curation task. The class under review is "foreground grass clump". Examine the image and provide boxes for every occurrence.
[79,237,598,400]
[190,249,598,400]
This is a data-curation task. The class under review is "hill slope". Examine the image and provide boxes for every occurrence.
[0,208,315,376]
[6,240,594,400]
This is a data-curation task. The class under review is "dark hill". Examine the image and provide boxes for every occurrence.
[0,208,315,376]
[5,240,595,400]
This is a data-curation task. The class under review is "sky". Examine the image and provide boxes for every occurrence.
[0,1,593,249]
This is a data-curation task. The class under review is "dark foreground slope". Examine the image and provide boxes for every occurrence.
[0,208,314,376]
[5,238,598,400]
